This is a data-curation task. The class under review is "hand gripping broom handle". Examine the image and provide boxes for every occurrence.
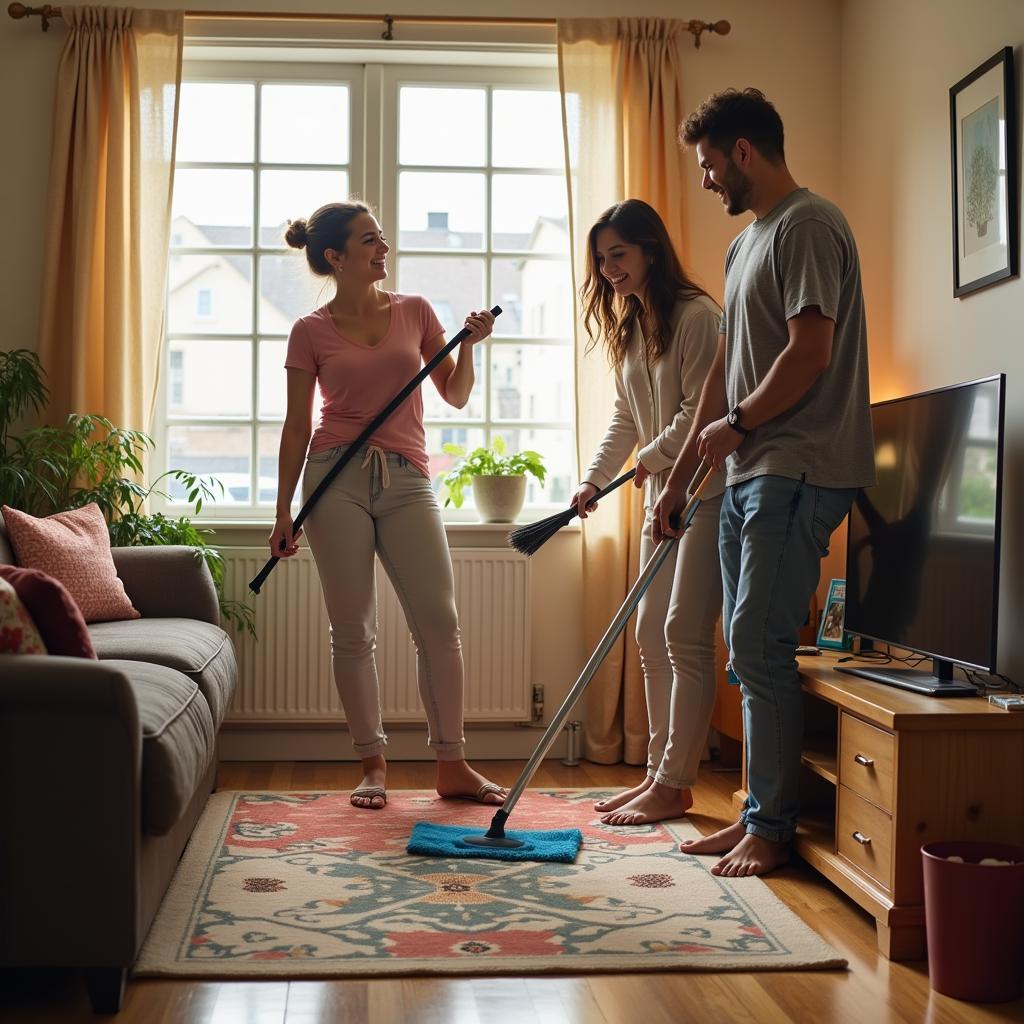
[249,305,502,594]
[485,461,715,837]
[583,468,636,508]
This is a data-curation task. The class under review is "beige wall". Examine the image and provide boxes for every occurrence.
[0,0,847,757]
[841,0,1023,685]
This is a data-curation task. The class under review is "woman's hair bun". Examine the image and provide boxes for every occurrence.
[284,218,309,249]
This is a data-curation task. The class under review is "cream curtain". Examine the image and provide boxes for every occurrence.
[38,6,183,432]
[558,18,692,764]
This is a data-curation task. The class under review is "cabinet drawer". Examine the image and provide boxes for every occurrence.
[840,714,895,811]
[838,785,893,890]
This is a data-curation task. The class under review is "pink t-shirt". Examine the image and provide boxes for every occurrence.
[284,292,445,476]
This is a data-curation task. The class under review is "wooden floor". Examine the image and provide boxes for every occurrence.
[3,758,1023,1024]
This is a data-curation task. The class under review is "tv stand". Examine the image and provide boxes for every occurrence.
[733,655,1024,960]
[835,665,977,696]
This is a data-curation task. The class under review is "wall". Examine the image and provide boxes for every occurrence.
[0,0,844,757]
[840,0,1023,685]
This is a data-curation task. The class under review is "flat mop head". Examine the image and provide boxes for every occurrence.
[407,821,582,863]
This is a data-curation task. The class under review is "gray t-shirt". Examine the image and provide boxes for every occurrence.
[721,187,876,490]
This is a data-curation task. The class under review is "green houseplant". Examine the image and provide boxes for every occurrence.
[437,435,546,523]
[0,348,254,636]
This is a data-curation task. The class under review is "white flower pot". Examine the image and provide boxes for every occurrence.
[471,474,527,523]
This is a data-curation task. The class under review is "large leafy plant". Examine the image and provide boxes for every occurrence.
[0,349,254,636]
[437,434,546,509]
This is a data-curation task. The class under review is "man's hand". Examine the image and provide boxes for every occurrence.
[653,481,687,541]
[697,416,743,470]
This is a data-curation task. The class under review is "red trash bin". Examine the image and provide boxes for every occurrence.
[921,840,1024,1002]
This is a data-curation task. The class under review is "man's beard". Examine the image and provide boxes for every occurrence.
[720,159,753,216]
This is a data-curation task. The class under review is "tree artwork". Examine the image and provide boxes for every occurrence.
[966,143,997,236]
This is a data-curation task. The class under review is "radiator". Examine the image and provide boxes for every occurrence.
[220,547,531,725]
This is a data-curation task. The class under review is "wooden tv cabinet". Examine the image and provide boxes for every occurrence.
[732,655,1024,960]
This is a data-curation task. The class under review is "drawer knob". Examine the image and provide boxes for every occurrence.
[852,830,872,846]
[853,753,875,767]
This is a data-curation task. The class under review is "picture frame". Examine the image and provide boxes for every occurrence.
[817,578,852,651]
[949,46,1018,298]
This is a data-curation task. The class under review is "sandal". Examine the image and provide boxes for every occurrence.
[350,786,387,810]
[442,782,506,805]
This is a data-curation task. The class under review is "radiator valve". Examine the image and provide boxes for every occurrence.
[531,684,544,722]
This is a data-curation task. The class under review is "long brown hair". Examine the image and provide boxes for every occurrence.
[580,199,712,368]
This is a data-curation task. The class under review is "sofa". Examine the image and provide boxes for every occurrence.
[0,518,237,1013]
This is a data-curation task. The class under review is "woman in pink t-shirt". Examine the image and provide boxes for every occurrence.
[270,200,504,811]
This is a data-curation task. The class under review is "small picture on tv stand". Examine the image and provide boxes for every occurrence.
[818,578,853,650]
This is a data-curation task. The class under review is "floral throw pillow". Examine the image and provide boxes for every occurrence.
[1,503,140,623]
[0,576,48,654]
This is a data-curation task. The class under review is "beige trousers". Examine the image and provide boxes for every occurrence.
[634,495,723,789]
[301,444,466,761]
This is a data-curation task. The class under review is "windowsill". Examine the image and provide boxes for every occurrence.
[197,518,581,532]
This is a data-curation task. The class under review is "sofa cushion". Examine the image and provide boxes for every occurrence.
[0,565,97,658]
[89,618,236,728]
[0,577,47,654]
[103,659,215,836]
[1,503,139,623]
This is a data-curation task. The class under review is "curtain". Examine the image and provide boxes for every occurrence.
[558,18,692,764]
[38,6,183,432]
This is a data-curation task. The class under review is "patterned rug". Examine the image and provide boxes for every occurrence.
[135,790,846,977]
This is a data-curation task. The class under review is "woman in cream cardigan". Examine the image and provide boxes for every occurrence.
[573,199,726,826]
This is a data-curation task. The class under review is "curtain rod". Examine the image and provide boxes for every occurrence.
[6,4,730,47]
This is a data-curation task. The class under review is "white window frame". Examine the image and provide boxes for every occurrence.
[158,54,573,523]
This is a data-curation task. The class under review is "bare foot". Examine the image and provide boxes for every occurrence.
[678,820,790,877]
[594,775,654,812]
[350,754,387,810]
[436,760,507,805]
[678,819,746,855]
[601,783,693,826]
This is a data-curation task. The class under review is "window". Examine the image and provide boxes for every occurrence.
[161,57,573,517]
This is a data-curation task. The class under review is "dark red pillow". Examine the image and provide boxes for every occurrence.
[0,565,97,659]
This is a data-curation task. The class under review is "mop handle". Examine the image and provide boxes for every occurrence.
[249,305,502,593]
[493,461,715,828]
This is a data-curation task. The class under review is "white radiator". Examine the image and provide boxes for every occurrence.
[220,546,531,725]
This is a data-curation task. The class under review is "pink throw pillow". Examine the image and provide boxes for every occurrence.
[1,503,140,623]
[0,576,48,654]
[0,565,97,658]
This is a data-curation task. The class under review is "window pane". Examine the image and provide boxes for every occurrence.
[425,426,487,506]
[491,344,572,423]
[398,172,485,250]
[492,90,563,168]
[422,345,484,421]
[491,258,572,337]
[172,169,253,248]
[167,426,251,505]
[167,254,252,334]
[399,87,486,166]
[494,427,574,506]
[492,175,568,252]
[257,426,282,507]
[176,83,254,163]
[168,340,251,417]
[258,340,325,421]
[260,170,350,247]
[258,254,329,333]
[260,84,349,164]
[397,257,485,333]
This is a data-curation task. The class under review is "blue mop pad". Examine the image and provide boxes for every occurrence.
[407,821,582,863]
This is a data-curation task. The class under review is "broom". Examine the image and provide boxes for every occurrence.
[507,468,638,555]
[248,305,502,594]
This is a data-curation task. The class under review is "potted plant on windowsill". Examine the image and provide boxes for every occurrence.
[437,436,546,523]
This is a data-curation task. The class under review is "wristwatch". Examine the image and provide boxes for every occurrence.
[726,405,750,436]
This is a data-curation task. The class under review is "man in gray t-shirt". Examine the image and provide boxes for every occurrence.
[654,88,875,877]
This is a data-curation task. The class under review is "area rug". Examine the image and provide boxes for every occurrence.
[135,790,846,977]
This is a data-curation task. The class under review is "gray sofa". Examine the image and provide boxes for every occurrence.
[0,519,237,1013]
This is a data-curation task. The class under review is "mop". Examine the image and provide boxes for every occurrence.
[248,305,502,594]
[408,462,715,863]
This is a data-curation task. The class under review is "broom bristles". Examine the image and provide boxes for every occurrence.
[507,506,577,555]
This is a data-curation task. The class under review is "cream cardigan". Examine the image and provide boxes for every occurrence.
[582,293,727,507]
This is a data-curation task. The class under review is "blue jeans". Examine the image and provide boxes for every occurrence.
[720,475,856,843]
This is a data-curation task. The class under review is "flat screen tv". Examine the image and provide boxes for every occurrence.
[840,374,1005,696]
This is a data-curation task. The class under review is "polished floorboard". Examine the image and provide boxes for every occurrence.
[2,758,1022,1023]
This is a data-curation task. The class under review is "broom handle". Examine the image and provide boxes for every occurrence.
[249,305,502,593]
[583,468,636,508]
[495,461,715,826]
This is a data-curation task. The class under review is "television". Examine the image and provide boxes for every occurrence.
[839,374,1005,696]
